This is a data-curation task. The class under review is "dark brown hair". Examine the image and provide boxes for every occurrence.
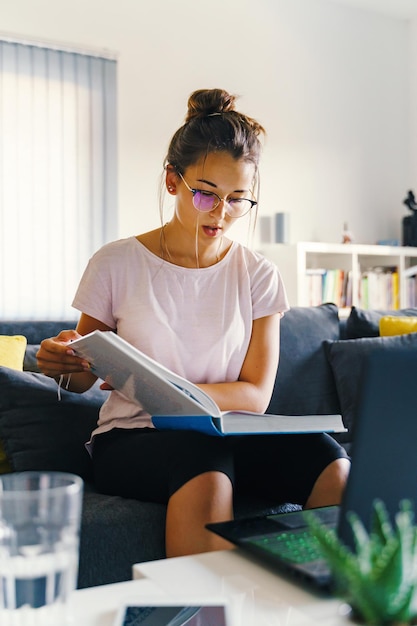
[164,88,265,175]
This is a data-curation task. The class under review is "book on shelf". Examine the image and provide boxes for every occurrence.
[305,268,326,306]
[343,270,353,308]
[407,275,417,307]
[328,269,347,308]
[305,268,348,308]
[359,266,399,310]
[70,330,346,437]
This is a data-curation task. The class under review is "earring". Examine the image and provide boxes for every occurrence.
[168,186,175,192]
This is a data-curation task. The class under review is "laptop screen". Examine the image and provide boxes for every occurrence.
[337,348,417,550]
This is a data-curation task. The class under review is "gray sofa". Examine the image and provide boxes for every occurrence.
[1,303,417,588]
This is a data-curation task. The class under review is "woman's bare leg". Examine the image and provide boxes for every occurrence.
[165,471,234,557]
[304,458,350,509]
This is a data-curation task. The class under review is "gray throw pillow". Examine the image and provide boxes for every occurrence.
[324,333,417,443]
[0,367,107,480]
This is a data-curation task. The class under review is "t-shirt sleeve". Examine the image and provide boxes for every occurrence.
[72,244,116,328]
[250,253,290,320]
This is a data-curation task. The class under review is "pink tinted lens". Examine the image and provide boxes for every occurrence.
[193,191,215,212]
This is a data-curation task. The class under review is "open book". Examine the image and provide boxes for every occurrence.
[71,331,347,437]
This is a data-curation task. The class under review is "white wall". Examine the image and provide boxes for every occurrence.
[0,0,412,247]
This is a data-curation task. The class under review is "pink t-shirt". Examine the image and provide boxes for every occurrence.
[72,237,289,434]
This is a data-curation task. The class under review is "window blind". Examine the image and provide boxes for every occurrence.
[0,39,117,320]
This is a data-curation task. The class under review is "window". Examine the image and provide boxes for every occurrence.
[0,38,117,320]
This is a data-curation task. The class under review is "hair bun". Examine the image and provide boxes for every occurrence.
[185,88,236,123]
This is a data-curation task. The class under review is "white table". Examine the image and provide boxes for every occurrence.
[69,548,356,625]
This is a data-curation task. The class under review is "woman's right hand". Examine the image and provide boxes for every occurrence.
[36,329,92,379]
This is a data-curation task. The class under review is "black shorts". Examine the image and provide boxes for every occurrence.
[92,427,349,507]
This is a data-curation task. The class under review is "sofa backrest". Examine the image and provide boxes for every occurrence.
[0,321,76,345]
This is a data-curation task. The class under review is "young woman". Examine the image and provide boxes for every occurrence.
[37,88,350,557]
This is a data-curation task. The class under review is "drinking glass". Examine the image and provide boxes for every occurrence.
[0,471,83,625]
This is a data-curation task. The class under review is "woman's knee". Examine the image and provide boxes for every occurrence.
[305,457,351,508]
[168,471,233,522]
[171,470,233,504]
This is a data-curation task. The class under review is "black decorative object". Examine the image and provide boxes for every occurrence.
[402,190,417,247]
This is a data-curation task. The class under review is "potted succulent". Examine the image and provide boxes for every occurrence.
[307,500,417,625]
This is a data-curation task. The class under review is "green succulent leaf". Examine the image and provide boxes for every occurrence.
[306,501,417,625]
[371,499,394,544]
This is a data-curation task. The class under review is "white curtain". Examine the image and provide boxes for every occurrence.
[0,39,117,320]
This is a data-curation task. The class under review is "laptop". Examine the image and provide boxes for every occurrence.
[206,348,417,589]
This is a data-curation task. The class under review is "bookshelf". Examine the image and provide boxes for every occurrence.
[259,242,417,311]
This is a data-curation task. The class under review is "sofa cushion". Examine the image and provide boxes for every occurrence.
[78,486,167,587]
[0,321,76,345]
[0,367,107,481]
[345,306,417,339]
[324,333,417,444]
[267,303,341,416]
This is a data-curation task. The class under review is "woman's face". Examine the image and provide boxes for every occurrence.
[167,151,256,243]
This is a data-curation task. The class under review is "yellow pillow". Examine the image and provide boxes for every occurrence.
[379,316,417,337]
[0,335,27,371]
[0,334,25,473]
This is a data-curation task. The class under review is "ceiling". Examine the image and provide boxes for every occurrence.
[326,0,417,19]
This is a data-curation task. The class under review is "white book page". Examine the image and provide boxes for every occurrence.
[218,412,346,434]
[71,331,221,417]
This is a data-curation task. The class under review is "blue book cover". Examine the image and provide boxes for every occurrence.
[151,412,346,437]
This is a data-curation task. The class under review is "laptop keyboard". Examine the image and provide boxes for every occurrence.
[245,528,323,564]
